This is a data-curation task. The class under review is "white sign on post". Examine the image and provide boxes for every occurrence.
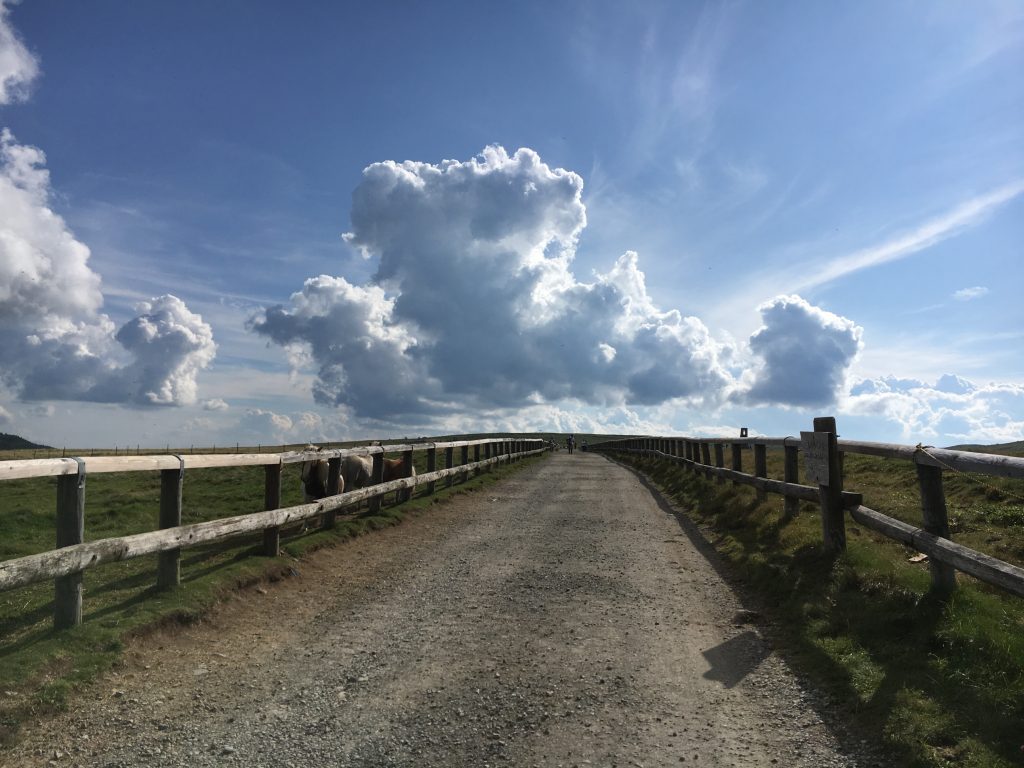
[800,431,831,485]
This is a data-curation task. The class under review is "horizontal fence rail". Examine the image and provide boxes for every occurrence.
[0,438,539,481]
[592,420,1024,600]
[0,438,552,629]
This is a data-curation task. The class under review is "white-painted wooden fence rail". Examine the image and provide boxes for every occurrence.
[0,438,551,629]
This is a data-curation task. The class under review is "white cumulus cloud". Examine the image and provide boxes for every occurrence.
[237,408,294,443]
[844,374,1024,443]
[0,132,216,406]
[740,295,863,407]
[252,146,734,420]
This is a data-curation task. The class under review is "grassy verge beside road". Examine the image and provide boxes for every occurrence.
[614,450,1024,768]
[0,444,548,747]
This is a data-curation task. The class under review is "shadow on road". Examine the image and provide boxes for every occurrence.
[701,630,770,688]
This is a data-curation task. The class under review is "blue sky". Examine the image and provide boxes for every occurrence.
[0,0,1021,448]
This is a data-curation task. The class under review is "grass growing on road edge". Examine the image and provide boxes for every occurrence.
[0,452,548,748]
[617,454,1024,768]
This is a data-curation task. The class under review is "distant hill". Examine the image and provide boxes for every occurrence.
[0,433,50,450]
[947,441,1024,457]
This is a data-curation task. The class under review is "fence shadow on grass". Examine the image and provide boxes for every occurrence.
[608,455,893,763]
[610,453,1024,767]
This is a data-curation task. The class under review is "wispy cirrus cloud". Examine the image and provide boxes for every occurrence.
[571,2,736,173]
[790,180,1024,294]
[0,0,38,105]
[713,179,1024,336]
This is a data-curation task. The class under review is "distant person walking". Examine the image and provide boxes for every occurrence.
[566,435,575,454]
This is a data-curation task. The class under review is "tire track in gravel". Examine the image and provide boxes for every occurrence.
[4,453,881,768]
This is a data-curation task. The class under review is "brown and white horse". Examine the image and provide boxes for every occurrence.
[344,443,416,504]
[299,445,343,501]
[306,444,416,507]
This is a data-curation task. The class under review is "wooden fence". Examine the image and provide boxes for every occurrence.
[0,438,550,629]
[592,417,1024,600]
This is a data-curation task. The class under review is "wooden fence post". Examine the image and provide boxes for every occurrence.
[401,449,414,502]
[473,444,481,476]
[369,452,385,513]
[156,458,184,589]
[461,445,470,480]
[700,442,711,469]
[445,446,455,488]
[754,444,767,502]
[263,462,282,556]
[714,443,725,484]
[784,439,799,517]
[323,457,342,528]
[54,459,85,629]
[811,416,846,553]
[426,446,437,494]
[916,464,957,595]
[731,442,743,486]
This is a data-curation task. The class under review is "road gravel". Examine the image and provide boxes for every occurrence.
[4,452,886,767]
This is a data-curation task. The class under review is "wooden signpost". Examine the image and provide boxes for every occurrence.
[804,417,845,553]
[800,431,831,485]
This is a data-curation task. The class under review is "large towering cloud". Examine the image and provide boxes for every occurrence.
[0,131,216,406]
[252,146,733,418]
[741,294,862,407]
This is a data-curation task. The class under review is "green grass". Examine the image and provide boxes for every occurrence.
[616,450,1024,768]
[0,444,548,747]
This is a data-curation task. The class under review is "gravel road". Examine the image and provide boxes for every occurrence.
[5,452,883,767]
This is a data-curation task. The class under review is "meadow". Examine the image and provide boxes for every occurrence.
[4,433,1021,765]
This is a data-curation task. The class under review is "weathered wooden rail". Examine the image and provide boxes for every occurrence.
[0,438,551,629]
[592,418,1024,600]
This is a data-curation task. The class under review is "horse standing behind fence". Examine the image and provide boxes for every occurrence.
[342,447,415,505]
[300,445,342,501]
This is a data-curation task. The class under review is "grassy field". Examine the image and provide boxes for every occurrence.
[0,436,553,747]
[610,445,1024,768]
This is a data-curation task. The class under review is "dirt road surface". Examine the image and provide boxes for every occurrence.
[5,452,883,767]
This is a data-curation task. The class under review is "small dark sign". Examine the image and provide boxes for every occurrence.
[740,427,748,438]
[801,431,830,484]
